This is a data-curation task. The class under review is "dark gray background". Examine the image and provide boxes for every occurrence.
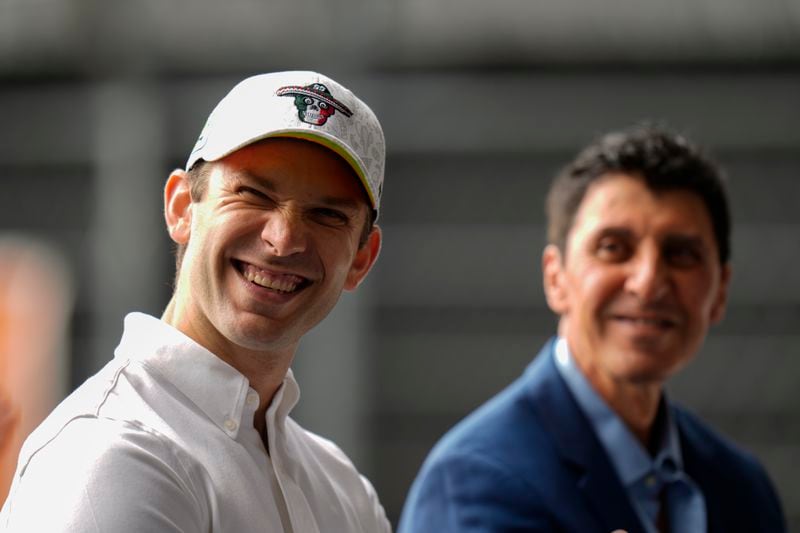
[1,0,799,529]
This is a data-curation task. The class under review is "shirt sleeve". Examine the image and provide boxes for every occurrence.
[2,416,209,533]
[356,472,393,533]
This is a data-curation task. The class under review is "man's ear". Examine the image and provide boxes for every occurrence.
[542,244,569,315]
[344,225,382,291]
[710,263,732,324]
[164,169,193,245]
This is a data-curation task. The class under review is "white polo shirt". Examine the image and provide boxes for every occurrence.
[0,312,391,533]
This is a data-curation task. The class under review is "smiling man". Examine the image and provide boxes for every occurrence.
[398,125,786,533]
[1,72,391,532]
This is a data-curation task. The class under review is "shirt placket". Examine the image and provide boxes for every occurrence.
[266,416,321,533]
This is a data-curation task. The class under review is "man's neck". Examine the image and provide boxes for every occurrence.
[600,380,662,446]
[161,296,296,442]
[567,347,663,446]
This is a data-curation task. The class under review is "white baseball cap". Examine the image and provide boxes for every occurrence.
[187,71,385,216]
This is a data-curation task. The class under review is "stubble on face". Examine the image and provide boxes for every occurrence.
[166,139,377,365]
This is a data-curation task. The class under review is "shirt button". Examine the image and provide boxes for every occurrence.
[224,419,238,432]
[645,475,657,488]
[246,392,259,407]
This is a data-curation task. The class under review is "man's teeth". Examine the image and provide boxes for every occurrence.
[243,266,301,293]
[621,317,670,327]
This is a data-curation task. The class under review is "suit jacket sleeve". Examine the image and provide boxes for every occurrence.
[398,451,556,533]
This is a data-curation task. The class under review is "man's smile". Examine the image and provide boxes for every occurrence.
[608,313,678,330]
[235,260,310,294]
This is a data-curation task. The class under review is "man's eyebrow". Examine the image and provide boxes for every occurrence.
[237,171,363,212]
[236,171,279,192]
[663,233,705,248]
[595,227,634,240]
[317,196,362,212]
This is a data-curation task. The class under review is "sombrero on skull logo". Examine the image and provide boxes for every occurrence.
[276,83,354,126]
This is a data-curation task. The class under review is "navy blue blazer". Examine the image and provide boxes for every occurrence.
[398,339,786,533]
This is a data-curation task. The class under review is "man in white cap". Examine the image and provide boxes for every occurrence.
[1,71,391,532]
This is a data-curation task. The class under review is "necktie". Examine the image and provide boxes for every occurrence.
[656,457,706,533]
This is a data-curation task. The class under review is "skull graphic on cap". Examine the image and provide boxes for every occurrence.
[276,83,354,126]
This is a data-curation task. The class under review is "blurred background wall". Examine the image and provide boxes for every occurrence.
[1,0,799,528]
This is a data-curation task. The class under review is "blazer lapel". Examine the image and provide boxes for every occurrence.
[526,341,647,533]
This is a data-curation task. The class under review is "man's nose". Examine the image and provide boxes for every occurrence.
[624,247,670,302]
[261,210,307,256]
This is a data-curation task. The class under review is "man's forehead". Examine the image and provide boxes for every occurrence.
[571,175,716,239]
[225,138,368,193]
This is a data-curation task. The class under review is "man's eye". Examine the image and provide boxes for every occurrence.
[666,245,702,267]
[596,238,630,261]
[313,208,348,226]
[238,187,268,200]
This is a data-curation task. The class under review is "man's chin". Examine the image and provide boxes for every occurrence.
[609,348,688,385]
[216,317,291,352]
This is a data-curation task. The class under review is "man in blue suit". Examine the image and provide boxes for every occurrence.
[398,125,786,533]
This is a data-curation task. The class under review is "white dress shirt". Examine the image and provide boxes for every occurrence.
[1,312,391,533]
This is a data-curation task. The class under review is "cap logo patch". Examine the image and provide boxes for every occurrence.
[276,83,353,126]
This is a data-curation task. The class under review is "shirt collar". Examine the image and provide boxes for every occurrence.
[113,312,301,438]
[553,337,683,487]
